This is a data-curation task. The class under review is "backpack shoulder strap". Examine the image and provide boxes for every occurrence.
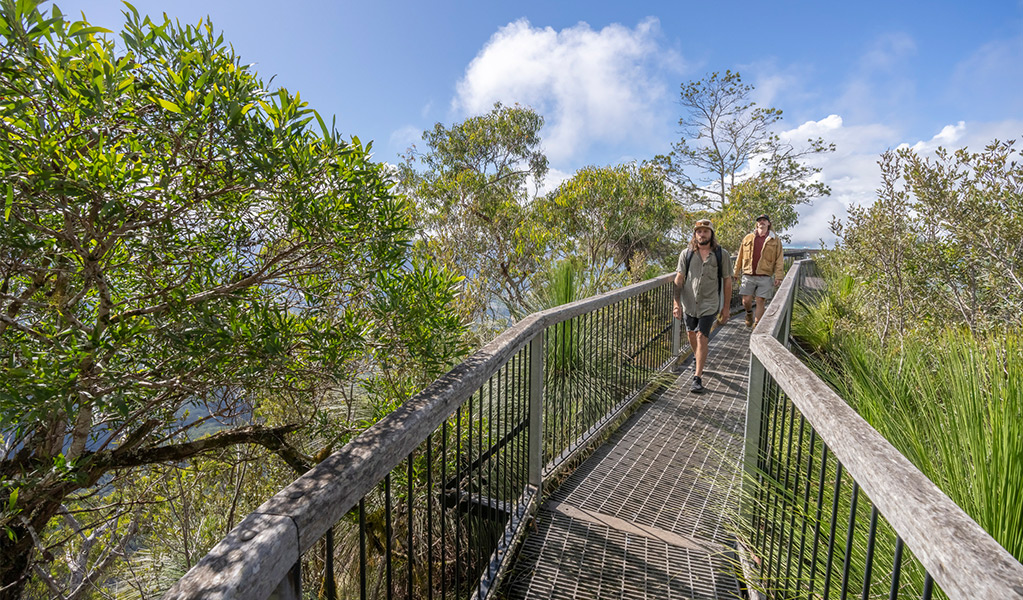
[682,249,693,279]
[714,246,724,299]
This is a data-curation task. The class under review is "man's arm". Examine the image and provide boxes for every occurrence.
[774,240,785,285]
[720,272,732,322]
[673,271,684,319]
[733,237,744,278]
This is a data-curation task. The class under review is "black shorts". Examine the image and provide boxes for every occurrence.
[684,313,715,338]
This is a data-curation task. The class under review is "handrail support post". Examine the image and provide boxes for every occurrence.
[671,315,681,369]
[528,332,544,493]
[742,352,766,526]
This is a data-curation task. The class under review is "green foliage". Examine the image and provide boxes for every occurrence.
[715,176,801,251]
[734,416,935,600]
[0,1,466,595]
[537,163,683,285]
[828,139,1023,339]
[787,251,1023,586]
[653,70,833,212]
[790,272,857,357]
[398,102,550,325]
[359,259,469,424]
[526,259,588,372]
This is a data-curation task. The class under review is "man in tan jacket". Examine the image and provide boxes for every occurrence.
[733,214,784,328]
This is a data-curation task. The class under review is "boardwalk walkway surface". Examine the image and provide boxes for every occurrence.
[501,317,751,600]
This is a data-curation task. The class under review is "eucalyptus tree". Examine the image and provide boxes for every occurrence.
[0,2,465,596]
[654,70,834,212]
[714,175,801,251]
[538,163,683,288]
[398,103,550,326]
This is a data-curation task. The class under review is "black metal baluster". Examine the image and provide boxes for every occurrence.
[487,373,495,568]
[455,407,463,599]
[753,375,772,551]
[551,324,558,465]
[921,573,934,600]
[386,474,393,600]
[498,360,506,539]
[597,304,605,417]
[614,300,622,407]
[325,527,336,600]
[568,316,576,444]
[888,535,904,600]
[407,453,414,600]
[440,425,448,600]
[629,295,637,393]
[861,506,879,600]
[518,345,527,501]
[795,429,817,592]
[763,379,784,587]
[584,312,592,433]
[808,445,829,598]
[476,388,484,599]
[771,399,797,588]
[427,434,434,600]
[522,344,530,500]
[839,481,860,599]
[359,498,367,600]
[543,327,552,465]
[822,461,845,600]
[783,413,807,591]
[558,319,566,459]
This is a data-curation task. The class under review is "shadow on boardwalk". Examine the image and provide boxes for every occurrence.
[501,318,751,600]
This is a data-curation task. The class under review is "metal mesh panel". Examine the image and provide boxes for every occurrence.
[503,319,751,600]
[507,512,741,600]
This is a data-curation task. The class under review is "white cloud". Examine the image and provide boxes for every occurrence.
[859,32,917,71]
[454,18,684,164]
[746,61,819,120]
[898,121,966,153]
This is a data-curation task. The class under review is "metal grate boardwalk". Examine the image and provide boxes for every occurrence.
[501,317,751,600]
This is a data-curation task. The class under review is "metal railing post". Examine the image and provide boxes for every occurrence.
[268,562,300,600]
[671,315,681,369]
[779,263,800,349]
[742,352,766,525]
[528,332,544,493]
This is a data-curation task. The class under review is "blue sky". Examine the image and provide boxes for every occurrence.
[52,0,1023,246]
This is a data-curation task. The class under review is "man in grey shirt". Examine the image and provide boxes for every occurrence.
[672,219,732,393]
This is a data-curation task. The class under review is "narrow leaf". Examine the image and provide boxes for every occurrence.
[4,185,12,221]
[155,97,181,113]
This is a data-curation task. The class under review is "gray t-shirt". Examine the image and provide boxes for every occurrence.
[676,246,732,317]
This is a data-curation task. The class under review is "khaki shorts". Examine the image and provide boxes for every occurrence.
[739,274,775,299]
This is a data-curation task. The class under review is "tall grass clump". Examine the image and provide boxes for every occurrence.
[793,288,1023,563]
[826,330,1022,561]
